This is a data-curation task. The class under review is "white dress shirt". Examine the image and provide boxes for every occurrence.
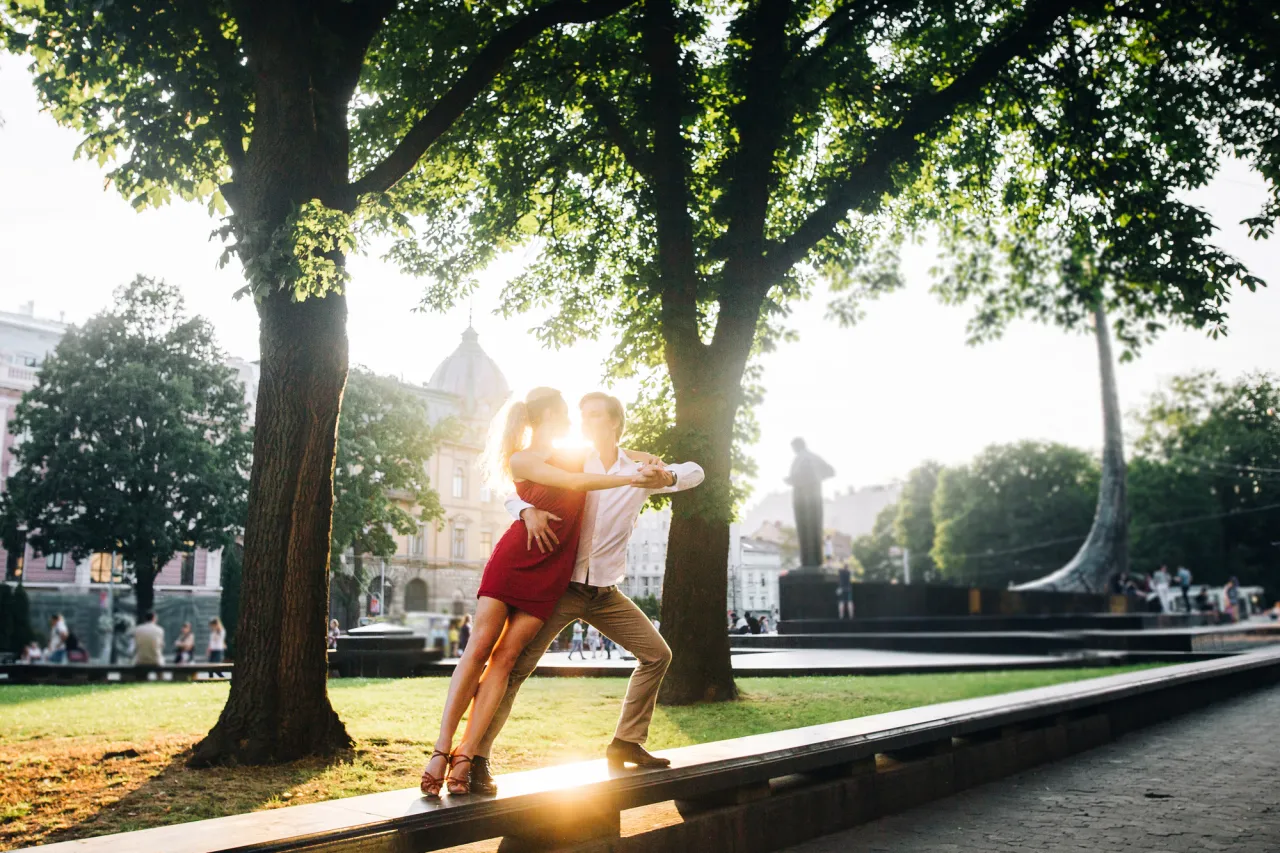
[505,449,704,587]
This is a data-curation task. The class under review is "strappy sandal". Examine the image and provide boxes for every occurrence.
[420,749,450,799]
[446,753,473,795]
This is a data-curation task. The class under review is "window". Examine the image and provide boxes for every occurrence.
[452,466,466,499]
[480,530,493,558]
[19,353,38,367]
[45,552,65,570]
[5,542,24,581]
[409,526,425,557]
[451,526,466,560]
[90,552,121,583]
[180,552,196,585]
[405,579,428,612]
[479,485,492,503]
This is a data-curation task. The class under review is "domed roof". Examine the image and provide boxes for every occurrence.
[428,326,511,413]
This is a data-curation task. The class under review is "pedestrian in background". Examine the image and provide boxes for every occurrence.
[458,614,472,654]
[587,623,601,658]
[1177,566,1193,612]
[568,619,586,660]
[174,622,195,663]
[46,614,69,663]
[134,611,165,666]
[328,618,341,650]
[448,621,461,658]
[207,618,226,663]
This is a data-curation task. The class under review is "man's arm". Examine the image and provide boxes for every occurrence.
[504,493,533,520]
[505,492,562,553]
[650,461,705,494]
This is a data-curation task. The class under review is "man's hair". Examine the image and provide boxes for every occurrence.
[580,392,626,440]
[141,611,156,623]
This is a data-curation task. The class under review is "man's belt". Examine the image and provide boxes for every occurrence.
[569,581,616,594]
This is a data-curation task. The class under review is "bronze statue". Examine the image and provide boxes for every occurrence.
[786,438,834,569]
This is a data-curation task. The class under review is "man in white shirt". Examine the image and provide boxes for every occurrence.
[133,611,166,667]
[469,392,704,793]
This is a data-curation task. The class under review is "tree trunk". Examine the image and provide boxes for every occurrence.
[191,292,352,765]
[658,369,739,704]
[191,23,358,764]
[1015,303,1128,593]
[133,564,157,617]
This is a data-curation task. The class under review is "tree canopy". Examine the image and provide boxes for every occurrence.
[0,276,252,614]
[405,0,1278,700]
[931,441,1100,586]
[1130,371,1280,587]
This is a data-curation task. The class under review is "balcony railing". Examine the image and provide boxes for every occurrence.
[2,364,38,390]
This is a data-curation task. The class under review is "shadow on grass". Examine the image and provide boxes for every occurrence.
[37,741,355,846]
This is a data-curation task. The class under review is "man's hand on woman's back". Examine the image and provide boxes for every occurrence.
[520,507,562,553]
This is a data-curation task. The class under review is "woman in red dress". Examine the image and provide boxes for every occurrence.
[421,387,644,797]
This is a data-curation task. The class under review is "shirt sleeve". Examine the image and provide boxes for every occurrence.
[653,461,705,494]
[505,492,534,520]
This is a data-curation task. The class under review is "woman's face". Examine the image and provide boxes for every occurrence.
[537,396,571,439]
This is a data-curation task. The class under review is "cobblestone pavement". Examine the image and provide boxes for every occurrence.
[785,684,1280,852]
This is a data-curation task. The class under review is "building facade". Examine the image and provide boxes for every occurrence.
[620,506,670,602]
[0,303,225,658]
[345,327,517,631]
[728,523,784,619]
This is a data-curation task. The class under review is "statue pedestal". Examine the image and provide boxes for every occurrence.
[779,567,837,621]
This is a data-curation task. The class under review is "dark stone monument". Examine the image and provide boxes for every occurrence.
[328,623,443,678]
[786,437,835,570]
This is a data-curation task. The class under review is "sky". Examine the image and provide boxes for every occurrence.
[3,58,1278,509]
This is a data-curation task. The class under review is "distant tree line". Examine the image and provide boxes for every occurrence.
[849,372,1280,593]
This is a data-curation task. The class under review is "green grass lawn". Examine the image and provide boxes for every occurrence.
[0,666,1151,847]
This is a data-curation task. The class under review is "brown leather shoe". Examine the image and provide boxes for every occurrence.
[606,738,671,768]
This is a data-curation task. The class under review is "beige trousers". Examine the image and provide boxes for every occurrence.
[474,583,672,757]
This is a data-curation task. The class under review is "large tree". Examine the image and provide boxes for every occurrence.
[329,367,448,627]
[0,277,251,615]
[418,0,1276,700]
[2,0,639,764]
[894,461,942,583]
[931,441,1100,587]
[850,503,902,584]
[1131,371,1280,589]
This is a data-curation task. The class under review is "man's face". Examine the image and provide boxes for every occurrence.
[580,399,619,447]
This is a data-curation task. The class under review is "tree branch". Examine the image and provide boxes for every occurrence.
[769,0,1079,278]
[349,0,639,201]
[642,0,707,379]
[192,5,250,176]
[584,83,654,180]
[715,0,794,266]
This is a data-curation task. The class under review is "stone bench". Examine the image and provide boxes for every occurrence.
[22,646,1280,853]
[0,662,233,684]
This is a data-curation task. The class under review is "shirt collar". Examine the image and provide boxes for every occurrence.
[592,446,632,474]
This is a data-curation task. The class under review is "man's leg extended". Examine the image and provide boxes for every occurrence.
[473,588,585,760]
[589,589,672,747]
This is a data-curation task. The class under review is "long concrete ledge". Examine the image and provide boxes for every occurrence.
[26,645,1280,853]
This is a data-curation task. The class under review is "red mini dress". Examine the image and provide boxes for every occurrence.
[476,454,586,621]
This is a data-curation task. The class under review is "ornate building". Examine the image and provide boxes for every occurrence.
[364,326,516,627]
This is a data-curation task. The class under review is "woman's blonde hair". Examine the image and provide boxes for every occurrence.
[482,387,564,490]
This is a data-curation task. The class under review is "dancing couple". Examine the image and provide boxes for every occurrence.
[420,387,703,797]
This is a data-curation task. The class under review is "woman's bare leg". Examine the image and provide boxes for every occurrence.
[455,610,547,760]
[425,597,510,781]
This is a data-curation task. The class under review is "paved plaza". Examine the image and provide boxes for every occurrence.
[431,647,1079,676]
[785,682,1280,852]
